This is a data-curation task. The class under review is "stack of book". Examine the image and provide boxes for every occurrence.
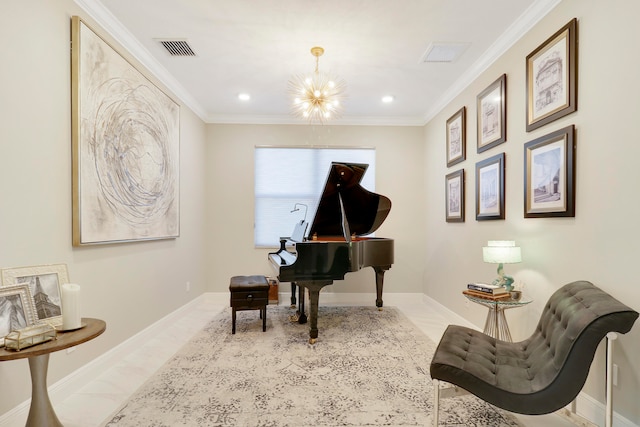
[463,283,511,300]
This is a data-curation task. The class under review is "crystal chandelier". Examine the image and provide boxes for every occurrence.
[289,46,346,123]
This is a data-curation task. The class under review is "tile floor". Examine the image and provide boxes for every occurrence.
[9,293,577,427]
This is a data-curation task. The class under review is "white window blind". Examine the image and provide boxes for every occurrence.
[254,146,376,247]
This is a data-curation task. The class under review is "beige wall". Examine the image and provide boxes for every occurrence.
[423,0,640,423]
[0,0,208,413]
[205,124,425,294]
[2,0,640,424]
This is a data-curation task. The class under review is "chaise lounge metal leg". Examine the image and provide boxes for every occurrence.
[557,332,619,427]
[432,380,469,426]
[605,332,617,427]
[433,379,439,426]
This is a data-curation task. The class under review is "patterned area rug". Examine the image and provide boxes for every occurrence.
[103,306,521,426]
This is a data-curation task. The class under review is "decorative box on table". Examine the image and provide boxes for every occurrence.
[4,323,57,351]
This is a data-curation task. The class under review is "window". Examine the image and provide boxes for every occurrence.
[254,146,376,247]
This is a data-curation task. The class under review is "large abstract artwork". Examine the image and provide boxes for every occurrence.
[71,16,180,245]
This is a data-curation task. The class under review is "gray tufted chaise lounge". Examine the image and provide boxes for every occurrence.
[430,281,638,426]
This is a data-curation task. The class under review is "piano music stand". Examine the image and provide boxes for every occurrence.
[291,220,308,243]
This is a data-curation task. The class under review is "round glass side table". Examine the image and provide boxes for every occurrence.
[463,293,531,342]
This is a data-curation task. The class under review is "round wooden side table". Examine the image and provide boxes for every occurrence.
[0,318,106,427]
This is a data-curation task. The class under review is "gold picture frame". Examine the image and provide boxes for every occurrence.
[475,153,505,220]
[1,264,69,326]
[445,169,465,222]
[71,16,180,246]
[477,74,507,153]
[526,18,578,131]
[524,125,576,217]
[446,107,466,167]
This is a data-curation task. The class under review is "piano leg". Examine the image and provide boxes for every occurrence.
[287,283,307,324]
[298,280,333,344]
[290,282,297,308]
[297,286,307,324]
[374,266,391,310]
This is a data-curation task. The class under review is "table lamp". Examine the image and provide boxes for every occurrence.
[482,240,521,291]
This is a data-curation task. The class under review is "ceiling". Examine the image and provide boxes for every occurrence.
[78,0,559,125]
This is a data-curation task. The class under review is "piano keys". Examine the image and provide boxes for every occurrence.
[268,162,394,343]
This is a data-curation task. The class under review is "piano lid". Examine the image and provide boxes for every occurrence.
[308,162,391,238]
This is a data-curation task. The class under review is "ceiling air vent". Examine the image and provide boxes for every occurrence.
[420,42,470,63]
[158,40,197,57]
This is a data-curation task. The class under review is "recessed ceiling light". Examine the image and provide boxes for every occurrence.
[238,93,250,101]
[382,95,394,103]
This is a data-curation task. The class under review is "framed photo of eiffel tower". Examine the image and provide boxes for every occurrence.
[1,264,69,327]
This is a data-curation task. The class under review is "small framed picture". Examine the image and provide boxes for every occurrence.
[526,18,577,131]
[0,284,39,343]
[477,74,507,153]
[1,264,69,326]
[475,153,505,220]
[524,125,576,217]
[446,107,466,167]
[445,169,465,222]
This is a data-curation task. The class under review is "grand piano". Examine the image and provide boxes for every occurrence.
[268,162,394,343]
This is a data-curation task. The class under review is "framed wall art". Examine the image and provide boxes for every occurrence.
[475,153,505,220]
[446,107,466,167]
[524,125,576,217]
[526,18,577,131]
[445,169,465,222]
[0,284,39,342]
[71,16,180,246]
[1,264,69,326]
[477,74,506,153]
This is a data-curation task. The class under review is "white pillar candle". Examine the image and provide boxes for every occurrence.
[61,283,82,330]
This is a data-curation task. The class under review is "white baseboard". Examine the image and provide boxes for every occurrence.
[1,292,637,427]
[571,391,637,427]
[51,294,212,402]
[0,294,213,427]
[421,293,478,330]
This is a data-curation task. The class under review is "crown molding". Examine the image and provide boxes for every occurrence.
[206,114,426,127]
[73,0,208,121]
[74,0,561,127]
[422,0,562,125]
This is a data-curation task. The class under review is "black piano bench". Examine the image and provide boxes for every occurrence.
[229,275,269,334]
